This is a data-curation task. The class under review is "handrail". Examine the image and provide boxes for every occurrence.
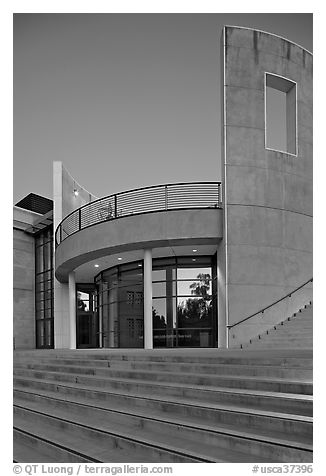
[227,277,313,330]
[55,181,222,246]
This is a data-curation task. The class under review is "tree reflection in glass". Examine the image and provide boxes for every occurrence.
[177,273,212,328]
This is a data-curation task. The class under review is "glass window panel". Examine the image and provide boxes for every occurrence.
[36,308,45,319]
[36,320,45,347]
[152,297,177,329]
[119,276,143,288]
[36,300,44,311]
[177,279,212,297]
[99,281,109,295]
[43,299,52,310]
[43,242,51,270]
[152,298,167,327]
[153,329,168,348]
[42,289,52,300]
[102,267,118,278]
[177,328,212,348]
[177,296,212,328]
[36,248,44,273]
[107,275,119,290]
[36,281,44,293]
[177,267,211,280]
[44,279,52,292]
[45,320,52,346]
[118,283,143,303]
[152,281,166,297]
[152,269,166,282]
[45,307,52,319]
[102,302,119,348]
[78,291,90,301]
[134,291,143,305]
[77,299,90,312]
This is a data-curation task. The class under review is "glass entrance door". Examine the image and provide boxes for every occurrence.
[76,286,99,348]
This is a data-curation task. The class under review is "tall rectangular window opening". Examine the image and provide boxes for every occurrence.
[265,73,297,156]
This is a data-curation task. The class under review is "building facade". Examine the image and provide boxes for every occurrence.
[13,26,313,351]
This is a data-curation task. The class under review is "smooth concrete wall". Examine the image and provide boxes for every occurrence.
[221,27,312,347]
[55,208,223,282]
[13,209,38,349]
[53,162,98,348]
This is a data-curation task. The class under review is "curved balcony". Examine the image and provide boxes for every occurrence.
[55,182,222,246]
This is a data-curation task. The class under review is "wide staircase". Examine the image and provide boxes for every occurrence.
[245,303,313,350]
[13,348,313,463]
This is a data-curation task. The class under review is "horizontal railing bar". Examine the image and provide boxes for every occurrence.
[227,277,313,330]
[62,182,221,221]
[55,181,221,245]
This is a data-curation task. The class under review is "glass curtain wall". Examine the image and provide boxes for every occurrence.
[35,226,54,348]
[95,262,144,348]
[95,255,217,349]
[152,256,217,347]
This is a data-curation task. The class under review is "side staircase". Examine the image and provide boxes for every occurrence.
[245,303,313,349]
[13,348,313,463]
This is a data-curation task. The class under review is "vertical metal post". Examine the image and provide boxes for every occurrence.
[79,208,81,231]
[114,194,118,218]
[165,185,168,210]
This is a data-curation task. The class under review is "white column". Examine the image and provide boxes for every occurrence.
[68,271,76,349]
[144,249,153,349]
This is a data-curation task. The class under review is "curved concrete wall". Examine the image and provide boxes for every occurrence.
[220,26,312,347]
[55,208,223,282]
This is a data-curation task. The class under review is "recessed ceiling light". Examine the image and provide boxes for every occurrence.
[94,264,100,268]
[192,258,196,262]
[138,264,142,267]
[118,257,122,261]
[192,249,198,252]
[73,189,79,196]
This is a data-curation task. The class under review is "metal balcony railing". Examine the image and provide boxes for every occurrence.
[55,181,222,246]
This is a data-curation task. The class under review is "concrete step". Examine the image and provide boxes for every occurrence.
[13,375,313,417]
[13,365,312,394]
[13,348,313,463]
[13,348,313,367]
[13,357,311,379]
[13,396,312,462]
[253,341,313,346]
[268,325,312,331]
[14,388,312,442]
[247,343,313,349]
[13,429,93,463]
[247,304,312,350]
[14,404,275,463]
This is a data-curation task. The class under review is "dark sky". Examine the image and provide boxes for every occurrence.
[13,13,312,203]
